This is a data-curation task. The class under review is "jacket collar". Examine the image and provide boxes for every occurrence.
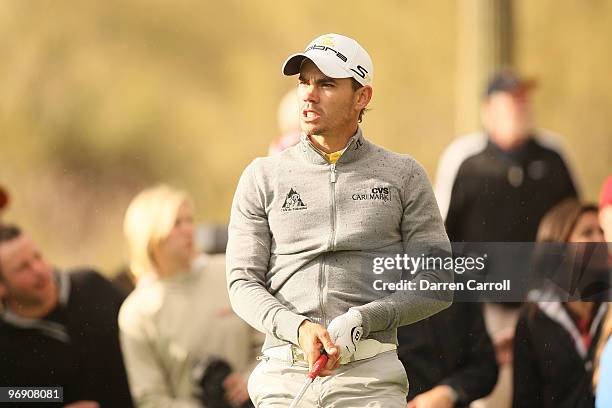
[536,299,607,359]
[299,128,368,165]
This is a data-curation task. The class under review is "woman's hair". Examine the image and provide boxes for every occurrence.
[528,198,600,317]
[123,184,192,279]
[536,198,598,243]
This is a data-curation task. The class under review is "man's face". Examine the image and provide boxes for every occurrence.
[0,235,56,307]
[483,90,533,148]
[297,60,362,138]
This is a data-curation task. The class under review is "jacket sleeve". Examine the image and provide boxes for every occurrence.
[354,160,454,336]
[512,311,543,408]
[118,302,201,408]
[226,160,308,346]
[439,303,499,405]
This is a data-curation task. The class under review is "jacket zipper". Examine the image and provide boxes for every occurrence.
[307,136,355,328]
[320,163,337,327]
[328,163,337,250]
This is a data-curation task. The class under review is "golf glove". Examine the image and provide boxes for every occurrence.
[327,309,363,361]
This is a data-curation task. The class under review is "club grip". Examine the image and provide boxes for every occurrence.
[308,353,329,380]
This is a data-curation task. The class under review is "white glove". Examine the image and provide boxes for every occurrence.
[327,309,363,361]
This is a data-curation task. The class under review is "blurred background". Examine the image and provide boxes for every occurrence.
[1,0,610,274]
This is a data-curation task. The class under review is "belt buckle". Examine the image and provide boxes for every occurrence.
[290,344,307,366]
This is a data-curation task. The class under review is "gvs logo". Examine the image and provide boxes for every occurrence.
[352,186,391,202]
[371,187,389,195]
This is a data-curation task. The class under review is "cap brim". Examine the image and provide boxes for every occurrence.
[487,78,537,97]
[281,53,351,79]
[282,54,307,76]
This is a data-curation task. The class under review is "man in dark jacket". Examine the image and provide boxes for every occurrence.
[398,303,498,407]
[0,224,133,407]
[435,70,578,243]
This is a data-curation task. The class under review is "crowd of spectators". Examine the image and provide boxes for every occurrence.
[0,70,610,407]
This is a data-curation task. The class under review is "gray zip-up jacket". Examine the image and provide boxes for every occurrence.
[227,129,453,351]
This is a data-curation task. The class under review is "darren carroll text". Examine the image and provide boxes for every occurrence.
[373,279,511,291]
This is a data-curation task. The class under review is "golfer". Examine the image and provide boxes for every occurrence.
[227,33,453,407]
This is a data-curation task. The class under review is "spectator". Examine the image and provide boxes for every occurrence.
[119,184,257,408]
[513,199,607,408]
[434,70,579,407]
[267,89,301,155]
[0,224,133,407]
[594,176,612,408]
[435,70,578,243]
[398,302,498,408]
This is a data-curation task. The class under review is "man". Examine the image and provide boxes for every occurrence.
[0,224,133,407]
[227,33,453,407]
[434,71,579,407]
[435,70,578,243]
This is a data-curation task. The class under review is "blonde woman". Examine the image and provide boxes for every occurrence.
[119,184,256,407]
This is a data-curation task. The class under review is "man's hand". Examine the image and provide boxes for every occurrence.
[326,309,363,362]
[223,372,250,406]
[406,385,456,408]
[63,402,100,408]
[494,328,514,365]
[298,320,340,376]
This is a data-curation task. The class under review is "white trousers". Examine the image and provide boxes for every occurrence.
[247,350,408,408]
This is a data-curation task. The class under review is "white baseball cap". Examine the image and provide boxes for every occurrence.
[282,33,374,87]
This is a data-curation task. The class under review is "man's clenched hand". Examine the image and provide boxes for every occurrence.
[298,320,340,376]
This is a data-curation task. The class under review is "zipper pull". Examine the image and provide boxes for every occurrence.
[330,164,337,183]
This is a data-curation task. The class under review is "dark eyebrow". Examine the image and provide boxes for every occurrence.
[298,75,337,85]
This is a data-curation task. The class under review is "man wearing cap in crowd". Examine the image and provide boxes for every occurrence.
[433,70,579,406]
[435,69,578,243]
[226,33,453,407]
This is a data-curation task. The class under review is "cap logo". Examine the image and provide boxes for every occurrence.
[305,43,348,63]
[320,35,336,47]
[350,65,370,82]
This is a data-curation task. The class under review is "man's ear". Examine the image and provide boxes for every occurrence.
[356,86,373,110]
